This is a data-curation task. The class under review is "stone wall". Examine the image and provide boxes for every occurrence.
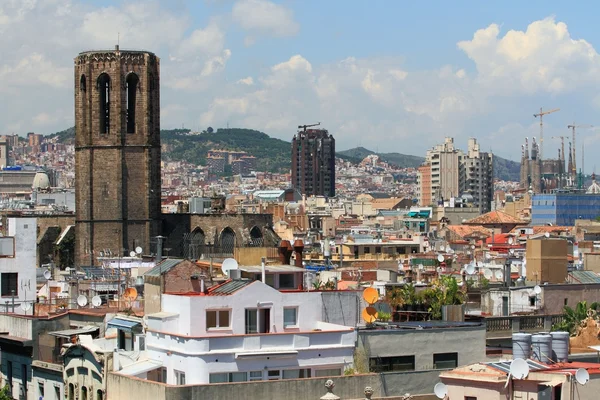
[107,371,442,399]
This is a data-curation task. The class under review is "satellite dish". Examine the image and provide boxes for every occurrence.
[437,254,444,262]
[471,244,476,249]
[77,295,88,307]
[494,270,504,280]
[65,267,71,273]
[510,358,530,379]
[418,264,424,270]
[21,302,32,312]
[544,232,550,238]
[362,306,378,323]
[43,269,52,280]
[508,237,514,245]
[221,258,239,276]
[534,285,542,294]
[509,249,515,255]
[575,368,590,385]
[129,251,136,257]
[485,252,491,260]
[433,382,448,399]
[123,287,138,300]
[439,245,445,252]
[135,246,143,254]
[362,287,379,304]
[91,296,102,307]
[465,263,476,275]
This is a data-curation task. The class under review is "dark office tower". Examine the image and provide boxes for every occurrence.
[74,46,161,266]
[291,129,335,197]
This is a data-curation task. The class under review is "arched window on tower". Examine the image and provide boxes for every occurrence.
[126,73,139,134]
[97,73,111,134]
[80,74,86,92]
[80,74,87,129]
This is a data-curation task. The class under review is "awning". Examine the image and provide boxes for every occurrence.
[49,326,99,338]
[235,350,298,360]
[540,379,564,387]
[118,359,163,376]
[107,318,142,333]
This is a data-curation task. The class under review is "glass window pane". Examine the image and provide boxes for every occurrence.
[218,311,230,328]
[284,308,297,327]
[209,373,228,383]
[245,309,257,334]
[249,371,262,381]
[229,372,246,382]
[206,311,217,328]
[279,274,295,289]
[282,369,300,379]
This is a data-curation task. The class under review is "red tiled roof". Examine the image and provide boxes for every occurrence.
[446,225,491,239]
[464,211,524,225]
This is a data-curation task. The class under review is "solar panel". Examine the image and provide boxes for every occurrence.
[487,359,549,374]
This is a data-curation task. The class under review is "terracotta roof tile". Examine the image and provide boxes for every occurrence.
[464,211,524,225]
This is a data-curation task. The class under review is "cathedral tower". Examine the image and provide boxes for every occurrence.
[74,46,161,266]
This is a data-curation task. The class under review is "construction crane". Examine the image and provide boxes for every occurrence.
[298,122,320,132]
[533,107,559,160]
[567,123,593,177]
[551,136,567,188]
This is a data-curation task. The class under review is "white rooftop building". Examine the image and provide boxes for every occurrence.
[121,279,356,385]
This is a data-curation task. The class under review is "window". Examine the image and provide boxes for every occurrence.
[364,247,370,254]
[97,73,111,134]
[206,310,230,329]
[282,369,311,379]
[209,372,248,383]
[433,353,458,369]
[529,296,536,307]
[267,370,280,380]
[284,307,298,328]
[0,237,14,257]
[248,371,262,381]
[157,367,167,383]
[465,397,477,400]
[369,356,415,372]
[1,273,17,296]
[81,386,88,400]
[126,73,139,134]
[175,370,185,385]
[314,368,342,377]
[245,308,270,334]
[97,389,103,400]
[38,382,44,398]
[279,274,295,289]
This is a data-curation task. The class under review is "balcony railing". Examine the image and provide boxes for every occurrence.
[485,314,564,338]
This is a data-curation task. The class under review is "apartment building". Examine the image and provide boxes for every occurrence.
[460,138,493,213]
[291,129,336,198]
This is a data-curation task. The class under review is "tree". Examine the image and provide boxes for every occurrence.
[553,301,600,335]
[207,126,214,133]
[0,385,12,400]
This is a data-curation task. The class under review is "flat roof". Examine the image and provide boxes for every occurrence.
[239,265,305,273]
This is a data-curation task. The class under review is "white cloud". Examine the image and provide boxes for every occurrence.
[232,0,299,37]
[457,17,600,94]
[237,77,254,85]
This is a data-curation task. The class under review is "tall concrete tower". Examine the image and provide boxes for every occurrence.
[74,46,161,266]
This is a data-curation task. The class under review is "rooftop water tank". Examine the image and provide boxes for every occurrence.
[532,333,553,364]
[551,331,570,362]
[512,333,532,360]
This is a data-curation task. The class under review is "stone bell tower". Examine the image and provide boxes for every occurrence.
[74,46,161,266]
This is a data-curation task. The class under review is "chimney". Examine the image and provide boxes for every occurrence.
[293,239,304,267]
[278,240,293,265]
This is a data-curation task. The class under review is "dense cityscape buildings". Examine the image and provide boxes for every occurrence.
[5,4,600,400]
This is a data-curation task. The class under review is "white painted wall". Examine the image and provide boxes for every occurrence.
[0,218,37,313]
[143,281,356,384]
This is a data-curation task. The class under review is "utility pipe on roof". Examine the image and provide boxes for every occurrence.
[261,257,266,284]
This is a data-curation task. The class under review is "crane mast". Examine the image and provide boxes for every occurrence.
[533,107,559,160]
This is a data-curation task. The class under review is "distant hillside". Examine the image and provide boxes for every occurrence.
[493,155,520,182]
[339,146,520,181]
[46,128,520,180]
[337,147,424,168]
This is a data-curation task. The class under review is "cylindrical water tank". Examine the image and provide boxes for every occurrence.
[512,333,532,360]
[532,333,553,363]
[551,331,570,362]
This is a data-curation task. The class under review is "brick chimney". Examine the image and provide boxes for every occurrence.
[293,239,304,268]
[278,240,293,265]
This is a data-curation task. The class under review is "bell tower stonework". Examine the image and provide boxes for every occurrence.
[74,46,161,266]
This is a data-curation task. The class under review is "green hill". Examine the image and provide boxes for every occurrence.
[45,127,521,180]
[337,147,424,168]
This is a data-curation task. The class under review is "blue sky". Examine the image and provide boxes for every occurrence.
[3,1,600,171]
